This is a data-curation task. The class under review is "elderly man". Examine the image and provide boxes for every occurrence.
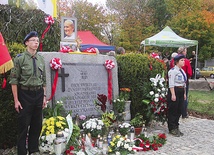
[64,19,75,39]
[10,31,47,155]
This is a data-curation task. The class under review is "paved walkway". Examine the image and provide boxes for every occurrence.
[139,116,214,155]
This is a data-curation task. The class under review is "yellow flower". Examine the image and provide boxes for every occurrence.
[46,131,50,135]
[45,119,51,126]
[49,117,55,121]
[60,121,66,125]
[108,148,112,152]
[56,121,62,127]
[50,120,55,126]
[110,142,115,146]
[116,135,120,139]
[50,128,55,134]
[42,125,46,130]
[57,116,64,121]
[47,125,54,131]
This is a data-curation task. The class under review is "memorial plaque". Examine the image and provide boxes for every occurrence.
[39,52,118,117]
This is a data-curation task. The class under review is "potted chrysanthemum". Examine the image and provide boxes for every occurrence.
[118,122,131,136]
[82,118,105,138]
[39,100,73,154]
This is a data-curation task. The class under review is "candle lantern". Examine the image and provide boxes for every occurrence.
[54,131,67,155]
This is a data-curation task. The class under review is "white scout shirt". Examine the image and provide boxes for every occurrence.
[168,65,187,88]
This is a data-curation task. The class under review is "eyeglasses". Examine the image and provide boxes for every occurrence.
[28,39,39,42]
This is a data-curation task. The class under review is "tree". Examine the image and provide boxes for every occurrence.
[147,0,171,30]
[58,0,73,18]
[8,0,36,10]
[72,0,109,43]
[201,0,214,12]
[165,0,201,16]
[106,0,153,51]
[167,10,214,61]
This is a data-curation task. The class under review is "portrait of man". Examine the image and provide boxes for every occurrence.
[61,17,77,42]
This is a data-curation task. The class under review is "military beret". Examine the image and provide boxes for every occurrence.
[23,31,38,44]
[174,54,185,61]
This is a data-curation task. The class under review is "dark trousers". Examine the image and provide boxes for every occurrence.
[17,88,43,155]
[167,87,184,131]
[182,83,189,117]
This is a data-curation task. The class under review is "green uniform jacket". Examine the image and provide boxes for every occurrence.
[9,51,46,87]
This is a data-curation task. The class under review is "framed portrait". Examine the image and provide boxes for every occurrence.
[61,17,77,42]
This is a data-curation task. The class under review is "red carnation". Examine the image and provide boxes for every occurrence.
[69,146,75,151]
[158,133,166,139]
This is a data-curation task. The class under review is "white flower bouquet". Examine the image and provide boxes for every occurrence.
[118,122,131,136]
[108,135,134,155]
[82,118,105,138]
[143,73,168,123]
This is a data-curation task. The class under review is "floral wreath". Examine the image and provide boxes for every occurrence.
[143,73,168,123]
[47,58,62,101]
[132,133,166,151]
[104,60,115,104]
[39,15,54,51]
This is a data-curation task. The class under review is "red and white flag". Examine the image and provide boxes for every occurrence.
[0,33,14,74]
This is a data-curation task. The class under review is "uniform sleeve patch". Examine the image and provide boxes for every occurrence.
[17,54,22,57]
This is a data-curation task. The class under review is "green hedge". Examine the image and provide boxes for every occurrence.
[116,53,166,123]
[0,5,60,51]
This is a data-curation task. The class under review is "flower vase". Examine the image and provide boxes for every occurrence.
[124,100,131,121]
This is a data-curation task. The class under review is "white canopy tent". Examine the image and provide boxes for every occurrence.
[141,26,198,79]
[141,26,198,48]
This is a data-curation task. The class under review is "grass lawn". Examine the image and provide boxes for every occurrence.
[188,90,214,117]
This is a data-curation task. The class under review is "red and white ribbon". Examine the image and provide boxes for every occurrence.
[50,58,62,70]
[40,15,55,51]
[83,47,97,53]
[132,138,150,151]
[47,58,62,101]
[105,60,115,70]
[104,60,115,104]
[60,46,73,53]
[45,15,54,25]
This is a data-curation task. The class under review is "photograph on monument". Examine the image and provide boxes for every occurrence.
[61,17,77,42]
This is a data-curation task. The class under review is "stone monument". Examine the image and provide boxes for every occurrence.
[39,52,118,117]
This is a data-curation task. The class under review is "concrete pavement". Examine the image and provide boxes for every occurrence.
[139,116,214,155]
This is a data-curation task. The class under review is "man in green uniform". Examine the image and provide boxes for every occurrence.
[10,31,47,155]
